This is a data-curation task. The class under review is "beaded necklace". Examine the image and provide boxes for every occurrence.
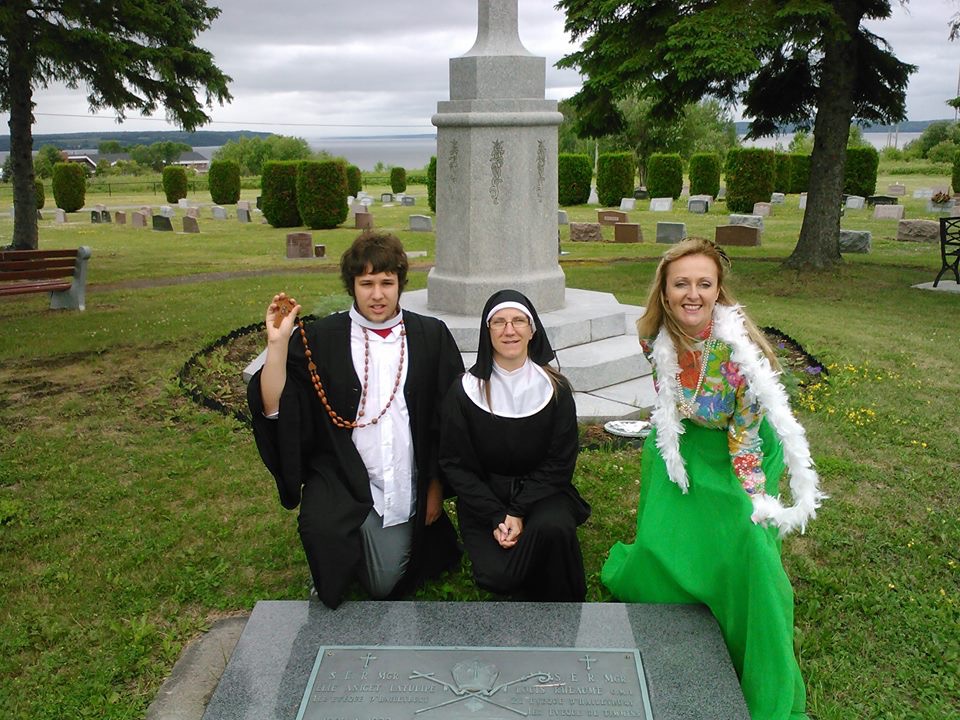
[296,317,406,429]
[674,330,715,418]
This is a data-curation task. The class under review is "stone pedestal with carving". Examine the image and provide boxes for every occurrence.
[429,0,565,314]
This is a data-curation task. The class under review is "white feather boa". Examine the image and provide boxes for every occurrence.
[650,304,827,536]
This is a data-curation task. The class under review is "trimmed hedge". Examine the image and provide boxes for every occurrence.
[390,166,407,194]
[647,153,683,200]
[724,148,775,213]
[844,146,879,198]
[774,153,792,193]
[162,166,188,203]
[558,153,592,206]
[34,180,44,210]
[51,162,86,213]
[346,164,362,197]
[789,154,811,194]
[596,152,634,207]
[297,160,348,230]
[952,150,960,194]
[688,153,721,198]
[208,160,241,205]
[427,156,437,212]
[261,161,301,228]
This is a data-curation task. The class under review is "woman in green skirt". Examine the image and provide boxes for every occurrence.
[601,238,826,720]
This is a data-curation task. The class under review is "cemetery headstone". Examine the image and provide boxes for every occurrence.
[888,183,906,196]
[55,208,66,224]
[687,199,709,214]
[770,192,786,204]
[656,221,687,244]
[212,206,228,220]
[619,197,636,211]
[186,207,201,218]
[132,211,148,228]
[688,194,712,209]
[286,232,314,259]
[912,188,933,199]
[873,204,904,220]
[407,250,428,259]
[355,211,374,230]
[160,205,175,218]
[140,206,152,217]
[588,186,599,204]
[752,202,772,217]
[844,195,866,210]
[256,196,262,209]
[182,216,200,234]
[409,215,432,232]
[798,193,807,210]
[634,187,649,199]
[100,210,111,223]
[597,210,628,226]
[729,214,764,231]
[96,204,107,213]
[839,230,871,253]
[716,224,761,246]
[614,222,642,243]
[401,196,416,206]
[867,195,897,206]
[717,186,726,200]
[380,193,394,203]
[152,214,174,232]
[557,210,569,225]
[896,219,939,243]
[569,222,604,242]
[114,211,126,225]
[237,200,251,211]
[90,210,101,224]
[178,198,189,209]
[927,198,956,214]
[237,208,252,223]
[314,245,326,258]
[360,197,374,207]
[649,197,673,212]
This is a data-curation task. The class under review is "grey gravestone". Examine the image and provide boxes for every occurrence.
[178,198,190,209]
[90,210,101,224]
[569,222,603,242]
[355,211,374,230]
[237,208,252,223]
[687,199,708,214]
[597,210,628,226]
[649,197,673,212]
[716,186,726,200]
[152,214,174,232]
[752,202,772,217]
[132,211,148,228]
[381,193,394,203]
[360,197,374,208]
[867,195,897,206]
[844,195,866,210]
[729,214,764,231]
[202,601,748,720]
[888,183,906,196]
[614,222,642,243]
[619,197,636,211]
[770,192,786,204]
[588,186,599,205]
[160,205,175,218]
[237,200,252,211]
[286,232,314,258]
[897,219,939,243]
[55,208,66,224]
[100,210,111,223]
[839,229,871,253]
[716,224,760,246]
[409,215,433,232]
[212,206,228,220]
[114,211,126,225]
[798,193,807,210]
[926,199,955,214]
[688,195,712,210]
[186,207,201,218]
[873,205,904,220]
[401,196,416,206]
[557,210,569,225]
[182,216,201,234]
[656,222,686,244]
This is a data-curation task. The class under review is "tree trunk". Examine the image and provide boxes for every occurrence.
[784,3,862,270]
[7,15,38,251]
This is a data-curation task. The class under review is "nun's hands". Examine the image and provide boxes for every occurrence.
[494,514,523,549]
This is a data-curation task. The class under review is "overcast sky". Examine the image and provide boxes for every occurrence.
[3,0,959,139]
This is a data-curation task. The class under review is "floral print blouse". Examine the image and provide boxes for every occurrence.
[640,330,767,496]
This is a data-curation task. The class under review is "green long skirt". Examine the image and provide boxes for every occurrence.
[601,420,808,720]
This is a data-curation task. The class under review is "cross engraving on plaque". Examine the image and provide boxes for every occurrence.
[360,652,377,668]
[579,654,596,671]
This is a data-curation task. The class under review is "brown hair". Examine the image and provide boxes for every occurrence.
[340,231,409,297]
[637,237,780,368]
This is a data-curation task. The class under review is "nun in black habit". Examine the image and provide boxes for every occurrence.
[439,289,590,601]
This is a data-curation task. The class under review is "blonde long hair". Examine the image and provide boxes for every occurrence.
[638,237,780,369]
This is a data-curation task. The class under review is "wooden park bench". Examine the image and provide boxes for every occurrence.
[935,217,960,287]
[0,246,92,310]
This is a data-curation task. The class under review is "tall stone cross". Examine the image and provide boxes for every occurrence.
[428,0,566,315]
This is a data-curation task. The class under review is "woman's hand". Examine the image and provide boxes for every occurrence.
[494,514,524,549]
[266,292,300,343]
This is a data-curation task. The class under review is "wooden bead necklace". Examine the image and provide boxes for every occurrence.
[296,317,406,429]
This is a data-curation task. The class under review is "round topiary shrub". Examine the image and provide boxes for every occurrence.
[843,146,879,198]
[647,153,683,199]
[261,161,301,228]
[427,156,437,212]
[208,160,241,205]
[162,165,189,204]
[51,162,86,213]
[596,152,634,207]
[346,164,362,198]
[724,148,775,213]
[34,180,45,210]
[297,160,348,230]
[688,153,721,199]
[789,154,811,194]
[558,153,592,206]
[390,166,407,194]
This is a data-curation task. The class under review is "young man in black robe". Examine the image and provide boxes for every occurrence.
[248,231,463,608]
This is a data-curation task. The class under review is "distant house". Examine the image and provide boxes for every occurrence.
[64,150,209,172]
[64,153,98,171]
[171,151,209,172]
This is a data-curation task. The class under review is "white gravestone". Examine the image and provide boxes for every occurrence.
[650,197,673,212]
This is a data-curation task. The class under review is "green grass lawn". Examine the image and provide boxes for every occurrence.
[0,179,958,719]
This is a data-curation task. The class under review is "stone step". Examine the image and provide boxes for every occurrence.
[557,334,652,393]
